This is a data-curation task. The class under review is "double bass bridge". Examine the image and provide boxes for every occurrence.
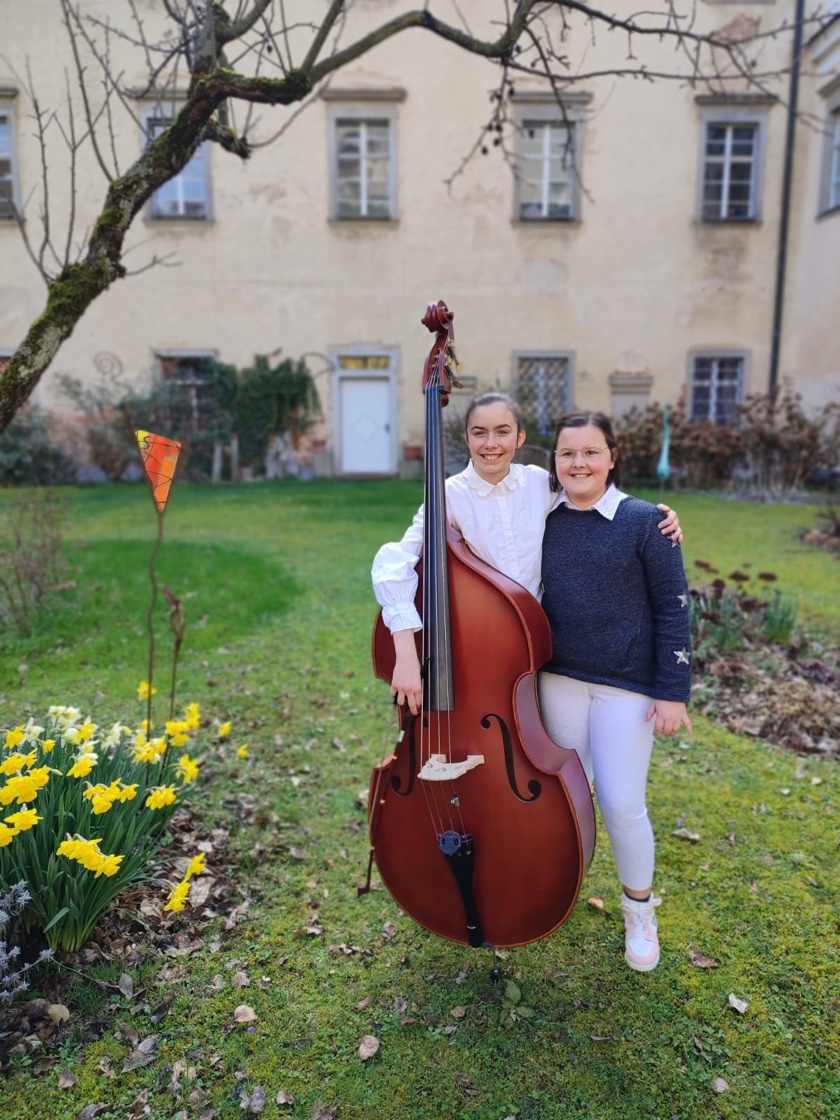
[418,753,485,782]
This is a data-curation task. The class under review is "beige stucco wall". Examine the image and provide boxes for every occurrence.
[0,1,837,472]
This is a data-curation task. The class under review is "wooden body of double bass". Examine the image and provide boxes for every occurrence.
[370,526,596,948]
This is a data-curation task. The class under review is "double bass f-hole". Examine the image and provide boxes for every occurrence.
[481,713,541,803]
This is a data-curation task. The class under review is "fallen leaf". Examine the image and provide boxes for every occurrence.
[276,1090,295,1105]
[232,971,251,989]
[127,1089,149,1116]
[356,996,371,1011]
[672,827,701,842]
[289,847,307,860]
[728,993,749,1014]
[122,1035,159,1072]
[688,947,718,968]
[77,1107,110,1120]
[711,1077,730,1093]
[586,897,605,910]
[233,1005,258,1023]
[118,1022,140,1047]
[47,1003,71,1025]
[450,1006,466,1019]
[240,1086,267,1113]
[98,1056,116,1078]
[311,1101,338,1120]
[382,921,396,939]
[119,973,135,1000]
[58,1069,76,1089]
[358,1034,380,1061]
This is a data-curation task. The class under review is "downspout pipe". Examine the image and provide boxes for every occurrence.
[768,0,806,397]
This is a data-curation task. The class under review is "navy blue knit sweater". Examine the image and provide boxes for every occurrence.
[540,496,692,702]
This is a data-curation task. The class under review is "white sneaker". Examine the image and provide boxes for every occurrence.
[621,895,662,972]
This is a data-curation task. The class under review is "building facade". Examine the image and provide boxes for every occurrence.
[0,1,838,476]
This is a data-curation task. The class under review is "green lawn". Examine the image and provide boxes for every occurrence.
[1,480,838,1120]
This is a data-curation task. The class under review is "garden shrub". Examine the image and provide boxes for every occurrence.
[0,491,68,638]
[0,701,207,952]
[615,387,840,492]
[0,405,76,485]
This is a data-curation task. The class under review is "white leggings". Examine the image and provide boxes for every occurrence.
[538,672,656,892]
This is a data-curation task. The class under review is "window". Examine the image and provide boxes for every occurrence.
[702,122,759,220]
[696,102,770,222]
[512,97,588,222]
[514,352,573,438]
[156,351,219,428]
[0,102,19,219]
[145,114,211,219]
[689,354,745,424]
[819,106,840,214]
[332,114,395,219]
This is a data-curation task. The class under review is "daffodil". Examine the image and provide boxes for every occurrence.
[164,879,191,912]
[176,754,200,784]
[3,726,25,750]
[137,681,157,701]
[0,767,51,805]
[237,744,249,760]
[41,739,56,753]
[183,702,201,730]
[184,852,206,880]
[0,750,37,776]
[67,754,97,779]
[145,786,177,810]
[95,853,124,878]
[77,721,97,743]
[0,823,18,846]
[4,807,41,832]
[218,721,232,738]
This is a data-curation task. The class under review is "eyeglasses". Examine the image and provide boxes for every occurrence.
[555,447,609,463]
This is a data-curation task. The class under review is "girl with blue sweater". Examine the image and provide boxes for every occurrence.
[539,411,692,971]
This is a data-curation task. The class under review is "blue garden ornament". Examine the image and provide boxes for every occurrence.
[657,404,671,481]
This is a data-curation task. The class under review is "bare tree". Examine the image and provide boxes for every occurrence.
[0,0,820,432]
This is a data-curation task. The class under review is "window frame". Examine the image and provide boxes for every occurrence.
[327,101,399,222]
[512,350,575,439]
[0,93,21,220]
[818,79,840,216]
[142,106,213,221]
[696,104,769,223]
[511,96,588,223]
[687,350,748,425]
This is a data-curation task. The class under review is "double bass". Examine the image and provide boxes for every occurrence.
[367,301,595,948]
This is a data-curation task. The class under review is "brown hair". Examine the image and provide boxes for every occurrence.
[463,392,525,436]
[548,411,622,493]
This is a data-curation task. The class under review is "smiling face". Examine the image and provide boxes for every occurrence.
[553,423,617,509]
[465,400,526,484]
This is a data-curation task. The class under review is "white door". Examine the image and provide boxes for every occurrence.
[339,377,392,475]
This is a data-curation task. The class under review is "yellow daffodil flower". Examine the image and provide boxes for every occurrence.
[0,767,51,805]
[67,754,97,779]
[3,726,25,750]
[4,807,40,832]
[176,754,200,785]
[77,721,97,743]
[137,681,157,701]
[95,853,124,878]
[41,739,56,753]
[0,750,37,776]
[168,732,190,748]
[218,721,232,738]
[145,786,177,810]
[184,853,206,880]
[237,744,249,759]
[184,702,201,730]
[164,879,191,912]
[0,823,18,846]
